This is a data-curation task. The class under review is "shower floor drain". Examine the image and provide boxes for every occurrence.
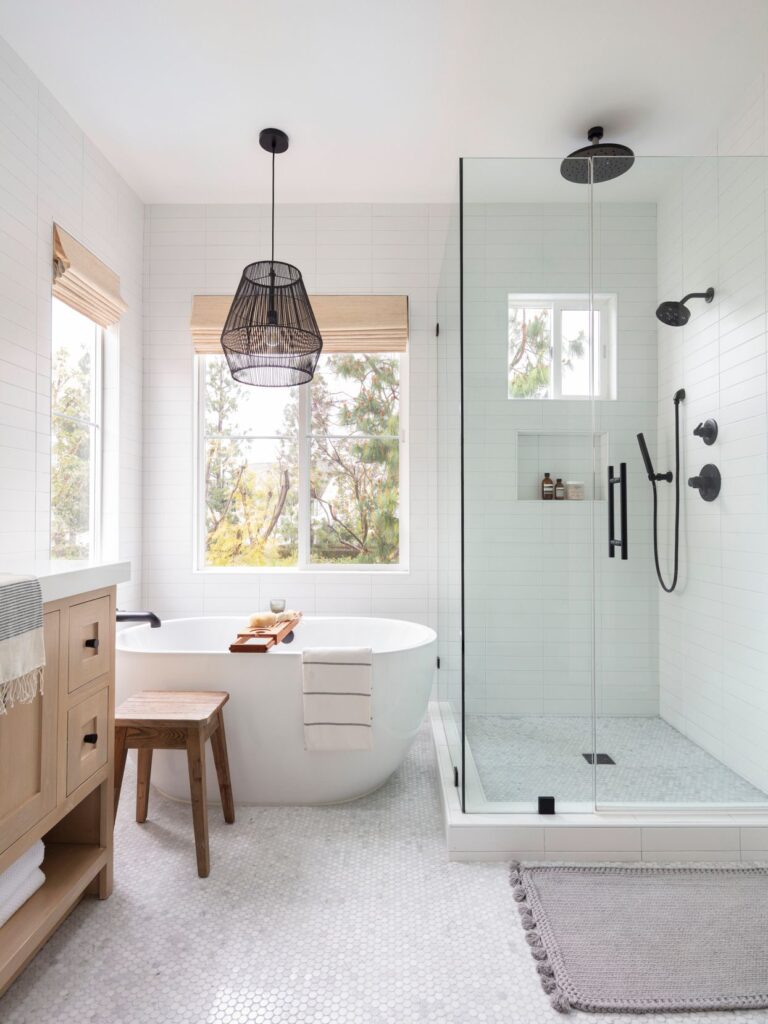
[582,753,615,765]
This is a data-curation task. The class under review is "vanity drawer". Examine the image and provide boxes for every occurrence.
[68,595,111,694]
[66,687,109,795]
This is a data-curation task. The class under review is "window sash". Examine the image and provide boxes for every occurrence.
[196,355,408,572]
[508,293,614,400]
[50,310,103,562]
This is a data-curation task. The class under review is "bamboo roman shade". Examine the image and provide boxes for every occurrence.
[191,294,408,355]
[52,224,127,328]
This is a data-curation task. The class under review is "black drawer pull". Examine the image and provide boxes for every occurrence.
[83,733,98,745]
[84,637,100,650]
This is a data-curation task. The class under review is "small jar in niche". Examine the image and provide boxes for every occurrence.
[565,480,585,501]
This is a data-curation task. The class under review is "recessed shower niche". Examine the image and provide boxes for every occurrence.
[515,430,607,501]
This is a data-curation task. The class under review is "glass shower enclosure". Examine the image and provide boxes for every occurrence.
[437,154,768,814]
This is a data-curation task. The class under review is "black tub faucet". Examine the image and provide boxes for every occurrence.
[116,610,161,628]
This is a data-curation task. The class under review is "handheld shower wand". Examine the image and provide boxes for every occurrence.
[636,432,672,483]
[637,388,685,593]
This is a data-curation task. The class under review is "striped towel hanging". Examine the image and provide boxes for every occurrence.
[302,647,373,751]
[0,575,45,715]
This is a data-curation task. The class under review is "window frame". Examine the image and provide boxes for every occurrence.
[194,352,409,573]
[507,292,617,400]
[50,297,104,562]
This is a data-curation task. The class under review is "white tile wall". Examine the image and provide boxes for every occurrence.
[0,35,144,607]
[657,74,768,795]
[142,203,449,625]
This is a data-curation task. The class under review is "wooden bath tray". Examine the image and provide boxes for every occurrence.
[228,614,303,653]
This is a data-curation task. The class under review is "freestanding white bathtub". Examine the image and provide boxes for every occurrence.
[116,616,436,805]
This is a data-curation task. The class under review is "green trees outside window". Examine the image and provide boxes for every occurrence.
[203,353,402,568]
[50,299,100,560]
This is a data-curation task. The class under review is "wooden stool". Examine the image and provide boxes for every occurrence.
[114,690,235,877]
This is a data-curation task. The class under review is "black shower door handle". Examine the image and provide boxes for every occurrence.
[608,463,628,560]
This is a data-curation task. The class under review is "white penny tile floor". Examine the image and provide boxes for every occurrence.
[2,725,767,1023]
[466,715,768,805]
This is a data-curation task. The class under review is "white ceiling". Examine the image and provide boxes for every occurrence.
[1,0,767,204]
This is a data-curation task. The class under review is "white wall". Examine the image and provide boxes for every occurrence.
[657,72,768,794]
[0,35,144,607]
[459,199,658,718]
[142,203,448,625]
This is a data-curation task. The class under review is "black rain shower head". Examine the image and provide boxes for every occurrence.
[560,126,635,184]
[656,288,715,327]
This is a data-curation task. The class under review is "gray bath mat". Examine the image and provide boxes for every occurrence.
[510,861,768,1014]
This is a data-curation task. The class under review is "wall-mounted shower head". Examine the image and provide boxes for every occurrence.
[560,126,635,184]
[656,288,715,327]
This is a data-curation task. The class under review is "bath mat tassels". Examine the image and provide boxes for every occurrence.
[0,575,45,716]
[509,862,571,1013]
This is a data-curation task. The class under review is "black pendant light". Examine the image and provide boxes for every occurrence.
[220,128,322,387]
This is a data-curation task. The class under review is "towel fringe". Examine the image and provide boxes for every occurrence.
[510,861,572,1014]
[0,667,43,715]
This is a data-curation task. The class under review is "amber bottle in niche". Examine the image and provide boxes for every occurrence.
[555,478,566,500]
[541,472,554,500]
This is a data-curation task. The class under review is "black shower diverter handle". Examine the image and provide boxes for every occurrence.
[693,419,718,445]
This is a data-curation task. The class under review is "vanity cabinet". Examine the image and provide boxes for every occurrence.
[0,585,116,996]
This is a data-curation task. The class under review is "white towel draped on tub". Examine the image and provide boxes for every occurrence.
[302,647,373,751]
[0,839,45,928]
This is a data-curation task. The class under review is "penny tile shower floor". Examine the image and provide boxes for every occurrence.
[467,715,768,805]
[3,725,767,1024]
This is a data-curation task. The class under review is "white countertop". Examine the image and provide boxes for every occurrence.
[6,560,132,604]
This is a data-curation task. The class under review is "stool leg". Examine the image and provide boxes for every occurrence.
[186,726,210,878]
[210,711,235,824]
[136,748,153,823]
[113,726,128,825]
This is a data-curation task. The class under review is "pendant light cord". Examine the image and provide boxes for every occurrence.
[271,147,275,265]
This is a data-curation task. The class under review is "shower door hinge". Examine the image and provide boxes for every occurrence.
[436,656,441,669]
[453,766,459,788]
[435,322,440,337]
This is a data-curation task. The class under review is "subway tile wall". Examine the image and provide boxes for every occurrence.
[0,36,143,607]
[142,203,449,625]
[656,73,768,795]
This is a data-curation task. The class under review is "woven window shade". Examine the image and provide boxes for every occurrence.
[191,294,408,355]
[52,224,127,328]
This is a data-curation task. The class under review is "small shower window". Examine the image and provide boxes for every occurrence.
[508,293,616,400]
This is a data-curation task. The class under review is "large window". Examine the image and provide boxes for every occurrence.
[507,294,616,400]
[199,353,405,569]
[50,298,102,560]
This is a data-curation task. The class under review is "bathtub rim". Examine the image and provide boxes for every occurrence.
[116,615,437,657]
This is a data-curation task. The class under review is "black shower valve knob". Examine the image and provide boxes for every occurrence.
[688,464,721,502]
[693,419,718,445]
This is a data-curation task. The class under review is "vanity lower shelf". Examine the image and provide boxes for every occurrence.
[0,842,107,992]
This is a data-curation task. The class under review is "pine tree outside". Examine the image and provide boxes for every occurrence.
[202,353,402,568]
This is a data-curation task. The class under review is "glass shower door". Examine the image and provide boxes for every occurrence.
[460,157,597,812]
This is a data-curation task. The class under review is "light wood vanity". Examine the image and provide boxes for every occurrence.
[0,563,128,996]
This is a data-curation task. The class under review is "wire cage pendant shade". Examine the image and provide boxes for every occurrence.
[221,260,322,386]
[220,128,322,386]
